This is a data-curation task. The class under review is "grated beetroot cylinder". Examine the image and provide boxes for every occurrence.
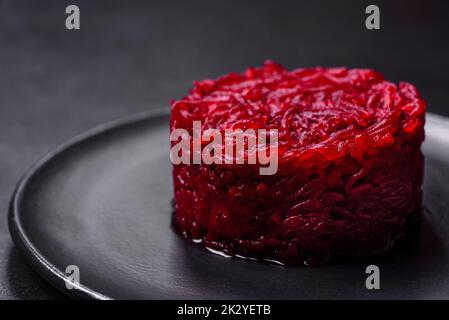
[170,61,426,265]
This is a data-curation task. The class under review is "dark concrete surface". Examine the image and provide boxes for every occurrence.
[0,0,448,299]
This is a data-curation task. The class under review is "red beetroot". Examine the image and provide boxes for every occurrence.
[170,61,426,265]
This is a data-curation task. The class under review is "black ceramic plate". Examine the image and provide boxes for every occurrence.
[8,110,449,300]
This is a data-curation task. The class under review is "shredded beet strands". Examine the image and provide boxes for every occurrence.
[170,61,426,265]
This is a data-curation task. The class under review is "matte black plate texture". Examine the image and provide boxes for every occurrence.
[8,111,449,300]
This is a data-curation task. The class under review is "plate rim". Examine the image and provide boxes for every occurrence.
[7,110,449,300]
[8,108,169,300]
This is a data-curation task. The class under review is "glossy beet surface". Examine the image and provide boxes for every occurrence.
[170,61,426,265]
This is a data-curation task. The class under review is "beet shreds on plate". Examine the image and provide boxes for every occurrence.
[170,61,426,265]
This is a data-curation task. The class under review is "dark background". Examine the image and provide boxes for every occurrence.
[0,0,448,299]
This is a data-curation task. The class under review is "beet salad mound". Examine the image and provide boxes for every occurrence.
[170,61,426,265]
